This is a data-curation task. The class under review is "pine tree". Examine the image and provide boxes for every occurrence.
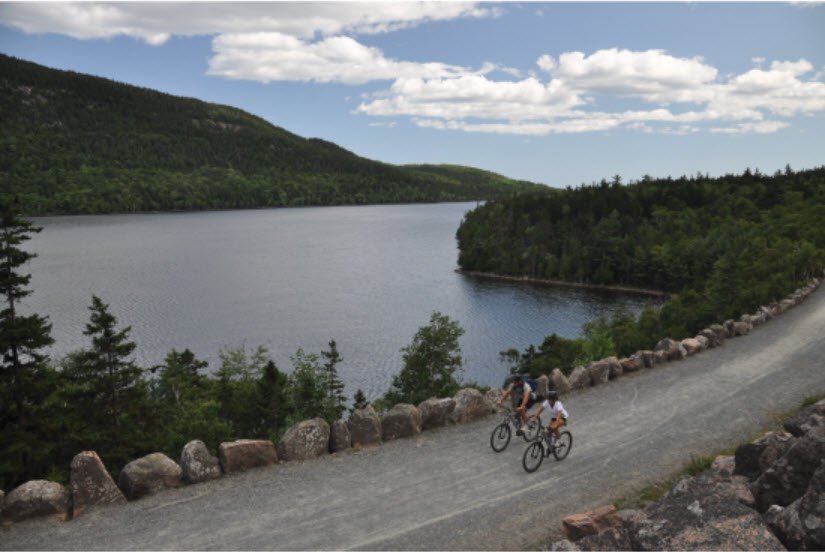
[350,389,369,414]
[0,201,55,488]
[320,339,347,422]
[257,360,290,438]
[58,295,152,469]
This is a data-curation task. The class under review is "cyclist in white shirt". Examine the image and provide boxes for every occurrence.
[529,390,568,446]
[496,374,536,436]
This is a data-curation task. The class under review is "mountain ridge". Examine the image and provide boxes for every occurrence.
[0,54,547,215]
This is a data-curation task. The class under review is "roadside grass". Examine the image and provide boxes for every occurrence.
[531,391,825,549]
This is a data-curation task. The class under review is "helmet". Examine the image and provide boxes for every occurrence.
[547,390,558,401]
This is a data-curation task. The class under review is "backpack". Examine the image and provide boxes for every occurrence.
[524,378,538,394]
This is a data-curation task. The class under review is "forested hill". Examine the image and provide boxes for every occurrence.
[0,54,545,215]
[457,167,825,326]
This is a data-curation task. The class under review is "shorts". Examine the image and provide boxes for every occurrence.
[551,417,567,426]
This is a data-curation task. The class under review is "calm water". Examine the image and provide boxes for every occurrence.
[25,203,651,399]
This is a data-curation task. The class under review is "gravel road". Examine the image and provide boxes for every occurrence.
[3,287,824,551]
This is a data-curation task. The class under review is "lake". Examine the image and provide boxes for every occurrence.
[25,203,652,399]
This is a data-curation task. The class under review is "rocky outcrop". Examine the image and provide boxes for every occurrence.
[636,350,656,368]
[118,452,182,500]
[604,356,622,380]
[218,439,278,474]
[562,504,622,541]
[70,451,126,517]
[382,404,422,441]
[450,388,492,424]
[550,399,825,551]
[783,400,825,437]
[765,460,825,550]
[619,356,641,373]
[329,419,351,453]
[752,426,825,512]
[278,418,330,462]
[1,480,70,522]
[180,440,222,484]
[348,405,382,448]
[418,397,456,430]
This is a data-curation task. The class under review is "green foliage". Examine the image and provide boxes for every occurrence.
[320,340,347,423]
[50,297,157,475]
[0,54,545,216]
[287,348,328,425]
[0,200,56,489]
[350,389,369,414]
[459,167,825,361]
[384,312,464,406]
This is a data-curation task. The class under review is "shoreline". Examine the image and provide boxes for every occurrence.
[456,269,671,298]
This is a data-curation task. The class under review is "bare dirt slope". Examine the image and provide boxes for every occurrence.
[3,288,825,551]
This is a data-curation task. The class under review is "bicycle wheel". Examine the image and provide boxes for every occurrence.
[490,423,511,452]
[553,431,573,461]
[522,418,541,442]
[522,441,545,473]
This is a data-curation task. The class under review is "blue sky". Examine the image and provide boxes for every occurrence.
[1,2,824,187]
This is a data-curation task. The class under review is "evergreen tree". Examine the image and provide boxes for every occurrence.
[288,348,326,424]
[350,389,369,414]
[150,348,209,405]
[0,201,55,488]
[384,312,464,406]
[257,360,290,439]
[57,295,153,469]
[320,339,347,422]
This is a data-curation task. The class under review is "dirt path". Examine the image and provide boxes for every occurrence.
[3,287,825,550]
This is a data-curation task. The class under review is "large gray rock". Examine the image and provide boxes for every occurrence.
[218,439,278,474]
[604,356,622,380]
[568,366,590,390]
[382,404,422,441]
[699,328,721,348]
[2,480,71,522]
[766,459,825,550]
[620,356,641,373]
[118,452,182,500]
[734,431,795,481]
[450,388,492,424]
[536,375,550,398]
[654,338,685,361]
[681,337,703,356]
[587,360,610,386]
[550,368,572,394]
[180,440,221,484]
[348,405,382,448]
[753,426,825,512]
[418,397,456,430]
[70,451,126,517]
[329,419,351,453]
[784,399,825,437]
[278,418,330,462]
[624,472,779,550]
[637,350,656,368]
[732,320,753,336]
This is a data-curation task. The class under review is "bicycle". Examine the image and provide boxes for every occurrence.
[522,423,572,473]
[489,410,542,452]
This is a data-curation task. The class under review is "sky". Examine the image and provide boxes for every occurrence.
[1,1,824,188]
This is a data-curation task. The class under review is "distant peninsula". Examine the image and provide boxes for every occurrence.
[0,54,547,216]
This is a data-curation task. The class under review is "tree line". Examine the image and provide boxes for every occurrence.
[0,54,544,215]
[0,201,474,490]
[457,166,825,378]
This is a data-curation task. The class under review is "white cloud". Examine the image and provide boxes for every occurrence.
[2,3,824,137]
[0,2,492,42]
